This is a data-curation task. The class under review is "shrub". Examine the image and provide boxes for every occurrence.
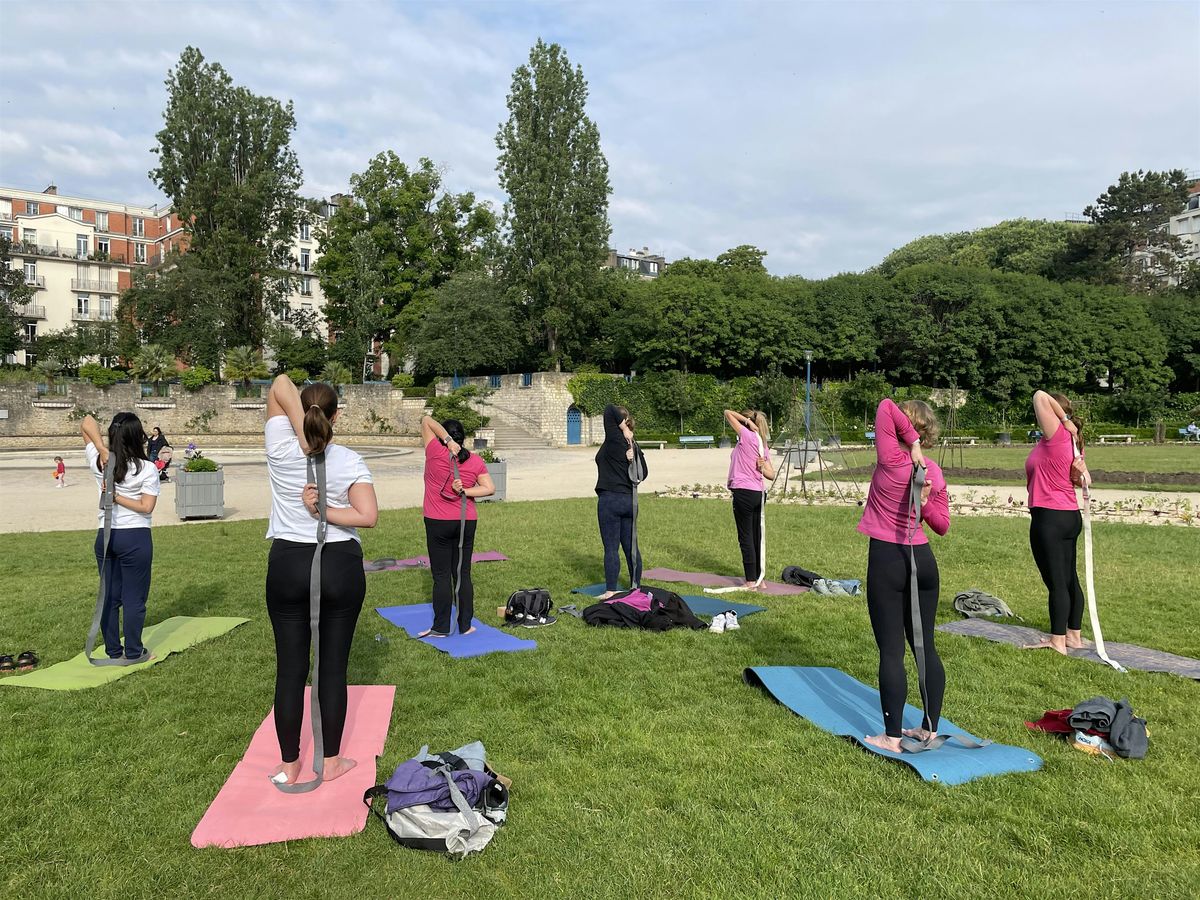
[184,456,218,472]
[285,368,310,385]
[427,386,491,434]
[79,363,121,389]
[179,365,216,391]
[391,373,414,390]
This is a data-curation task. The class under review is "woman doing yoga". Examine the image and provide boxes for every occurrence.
[1023,390,1090,655]
[264,374,378,786]
[594,404,648,599]
[418,416,494,637]
[857,398,950,753]
[723,409,777,588]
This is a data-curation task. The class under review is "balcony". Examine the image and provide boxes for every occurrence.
[12,242,89,261]
[24,275,46,289]
[71,310,116,323]
[15,303,46,320]
[71,278,118,293]
[0,211,12,222]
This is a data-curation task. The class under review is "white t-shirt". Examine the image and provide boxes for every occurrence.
[85,442,161,529]
[265,416,373,544]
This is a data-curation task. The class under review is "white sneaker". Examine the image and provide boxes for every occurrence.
[709,613,727,634]
[724,611,740,630]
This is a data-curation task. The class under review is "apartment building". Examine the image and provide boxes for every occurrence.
[1,184,330,366]
[1168,180,1200,258]
[605,246,667,279]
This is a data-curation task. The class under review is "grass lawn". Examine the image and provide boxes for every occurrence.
[2,499,1198,898]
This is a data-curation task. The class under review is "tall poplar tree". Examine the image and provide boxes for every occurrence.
[149,46,303,359]
[496,39,612,370]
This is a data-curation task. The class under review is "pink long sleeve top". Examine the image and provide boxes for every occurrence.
[857,399,950,545]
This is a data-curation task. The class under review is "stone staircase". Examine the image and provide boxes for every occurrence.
[488,420,553,450]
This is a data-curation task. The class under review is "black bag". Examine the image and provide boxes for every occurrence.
[781,566,822,587]
[505,588,555,627]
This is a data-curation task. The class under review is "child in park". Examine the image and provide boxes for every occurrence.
[54,456,66,488]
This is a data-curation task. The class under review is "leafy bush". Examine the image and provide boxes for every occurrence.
[79,363,121,389]
[390,373,414,390]
[184,456,218,472]
[427,386,491,434]
[179,365,216,391]
[477,448,499,464]
[402,386,434,399]
[285,368,310,385]
[321,361,353,386]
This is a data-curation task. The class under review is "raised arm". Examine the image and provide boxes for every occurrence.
[1032,390,1070,442]
[603,404,627,441]
[81,415,108,465]
[421,415,462,457]
[267,374,310,454]
[875,399,921,468]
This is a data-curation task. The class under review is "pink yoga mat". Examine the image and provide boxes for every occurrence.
[191,685,395,848]
[365,551,509,572]
[642,567,808,596]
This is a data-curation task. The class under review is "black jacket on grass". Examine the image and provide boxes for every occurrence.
[594,404,648,495]
[583,587,705,632]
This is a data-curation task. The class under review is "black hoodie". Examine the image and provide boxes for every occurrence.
[594,404,648,494]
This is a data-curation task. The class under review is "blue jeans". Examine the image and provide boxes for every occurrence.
[94,527,153,659]
[597,490,640,590]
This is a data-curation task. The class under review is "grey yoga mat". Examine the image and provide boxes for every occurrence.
[937,618,1200,680]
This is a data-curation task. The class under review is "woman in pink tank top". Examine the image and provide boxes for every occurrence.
[1023,390,1090,655]
[723,409,777,588]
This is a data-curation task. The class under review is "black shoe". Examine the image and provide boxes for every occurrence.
[522,614,556,628]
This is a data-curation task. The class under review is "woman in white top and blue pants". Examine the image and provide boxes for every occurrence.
[263,375,379,786]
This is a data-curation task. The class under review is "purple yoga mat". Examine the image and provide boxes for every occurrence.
[642,567,808,596]
[365,551,510,572]
[374,604,536,658]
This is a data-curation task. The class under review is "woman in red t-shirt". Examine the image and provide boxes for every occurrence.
[419,416,494,637]
[1023,390,1090,655]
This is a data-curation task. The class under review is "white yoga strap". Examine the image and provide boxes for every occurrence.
[1071,434,1126,673]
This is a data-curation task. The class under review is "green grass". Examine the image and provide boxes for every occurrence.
[2,500,1198,898]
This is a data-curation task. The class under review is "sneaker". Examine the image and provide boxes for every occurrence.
[724,611,740,630]
[709,613,727,634]
[522,613,557,628]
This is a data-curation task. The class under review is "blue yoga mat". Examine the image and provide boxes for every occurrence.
[375,604,536,659]
[682,595,767,618]
[571,584,610,597]
[744,666,1042,785]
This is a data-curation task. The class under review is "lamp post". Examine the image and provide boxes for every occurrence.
[804,349,814,439]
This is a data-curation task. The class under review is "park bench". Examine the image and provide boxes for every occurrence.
[1098,434,1135,444]
[640,440,668,450]
[943,435,978,446]
[679,435,715,449]
[865,430,876,446]
[1028,429,1043,442]
[1178,428,1200,443]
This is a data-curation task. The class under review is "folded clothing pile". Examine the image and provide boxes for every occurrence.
[364,740,510,858]
[1025,697,1148,760]
[811,579,861,597]
[953,588,1022,620]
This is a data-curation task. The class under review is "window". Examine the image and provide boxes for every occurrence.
[300,249,310,270]
[488,375,502,389]
[100,298,112,320]
[76,296,90,316]
[132,217,144,237]
[24,323,37,342]
[77,234,89,258]
[23,261,36,284]
[134,243,146,263]
[521,372,533,387]
[69,207,83,221]
[301,276,312,296]
[301,303,313,313]
[25,201,38,215]
[647,261,658,275]
[300,222,310,241]
[97,238,109,256]
[23,228,36,246]
[95,211,108,231]
[0,226,11,242]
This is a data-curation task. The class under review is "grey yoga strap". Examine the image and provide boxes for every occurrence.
[273,452,328,794]
[451,450,467,628]
[628,443,646,589]
[899,463,989,754]
[84,453,144,667]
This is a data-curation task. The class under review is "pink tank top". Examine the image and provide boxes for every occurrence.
[1025,426,1079,511]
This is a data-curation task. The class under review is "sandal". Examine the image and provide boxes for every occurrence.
[0,655,14,673]
[16,651,39,671]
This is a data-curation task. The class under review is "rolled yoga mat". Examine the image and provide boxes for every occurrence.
[191,685,396,848]
[642,567,808,596]
[375,604,537,658]
[937,618,1200,680]
[0,616,249,691]
[364,551,510,572]
[744,666,1042,785]
[570,585,766,618]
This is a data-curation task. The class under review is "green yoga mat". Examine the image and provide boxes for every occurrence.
[0,616,249,691]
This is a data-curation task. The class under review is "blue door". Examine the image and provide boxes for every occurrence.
[566,406,582,445]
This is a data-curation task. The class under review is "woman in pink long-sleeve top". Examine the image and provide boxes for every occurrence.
[857,398,950,753]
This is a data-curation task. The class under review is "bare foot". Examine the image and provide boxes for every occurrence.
[416,630,448,639]
[902,727,937,742]
[1066,629,1085,649]
[1022,635,1068,655]
[270,759,303,785]
[742,582,761,592]
[863,733,904,753]
[460,626,477,636]
[322,756,358,782]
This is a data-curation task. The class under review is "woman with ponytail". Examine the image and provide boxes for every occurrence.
[264,374,378,786]
[724,409,777,589]
[418,415,494,637]
[81,412,161,663]
[1023,390,1091,655]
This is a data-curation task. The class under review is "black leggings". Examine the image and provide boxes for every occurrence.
[266,539,365,763]
[866,538,945,738]
[597,490,640,590]
[1029,507,1085,635]
[731,488,764,582]
[425,517,477,634]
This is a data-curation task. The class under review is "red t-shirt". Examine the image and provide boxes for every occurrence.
[423,438,488,520]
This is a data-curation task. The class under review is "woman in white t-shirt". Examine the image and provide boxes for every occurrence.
[81,413,161,663]
[264,374,378,787]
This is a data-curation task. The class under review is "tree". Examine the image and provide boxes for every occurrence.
[0,236,34,360]
[149,46,303,353]
[320,361,353,387]
[223,345,269,388]
[1146,288,1200,391]
[411,271,522,378]
[134,344,176,386]
[267,307,328,378]
[717,245,768,273]
[496,39,611,369]
[874,219,1081,279]
[843,372,893,425]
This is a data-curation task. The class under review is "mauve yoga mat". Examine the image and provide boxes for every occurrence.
[191,685,395,848]
[375,604,536,658]
[641,567,808,596]
[937,618,1200,680]
[364,551,509,572]
[745,666,1042,785]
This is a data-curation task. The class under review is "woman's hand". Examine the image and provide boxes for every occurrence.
[625,447,634,462]
[911,443,926,469]
[452,478,464,495]
[921,481,933,505]
[302,483,319,517]
[446,439,461,457]
[1062,418,1078,436]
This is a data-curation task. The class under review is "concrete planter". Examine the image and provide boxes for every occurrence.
[175,468,225,519]
[480,459,506,502]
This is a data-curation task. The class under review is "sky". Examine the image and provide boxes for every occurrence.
[1,0,1197,277]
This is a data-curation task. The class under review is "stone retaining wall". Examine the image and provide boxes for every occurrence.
[435,372,608,446]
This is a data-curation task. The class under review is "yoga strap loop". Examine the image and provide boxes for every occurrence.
[273,451,327,794]
[451,451,467,629]
[1072,439,1126,673]
[755,431,767,586]
[628,442,646,589]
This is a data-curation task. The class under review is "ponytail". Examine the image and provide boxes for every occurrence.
[441,419,470,464]
[300,382,339,456]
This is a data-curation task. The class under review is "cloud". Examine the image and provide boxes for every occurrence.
[1,0,1196,276]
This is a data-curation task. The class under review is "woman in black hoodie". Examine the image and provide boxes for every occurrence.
[594,404,648,599]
